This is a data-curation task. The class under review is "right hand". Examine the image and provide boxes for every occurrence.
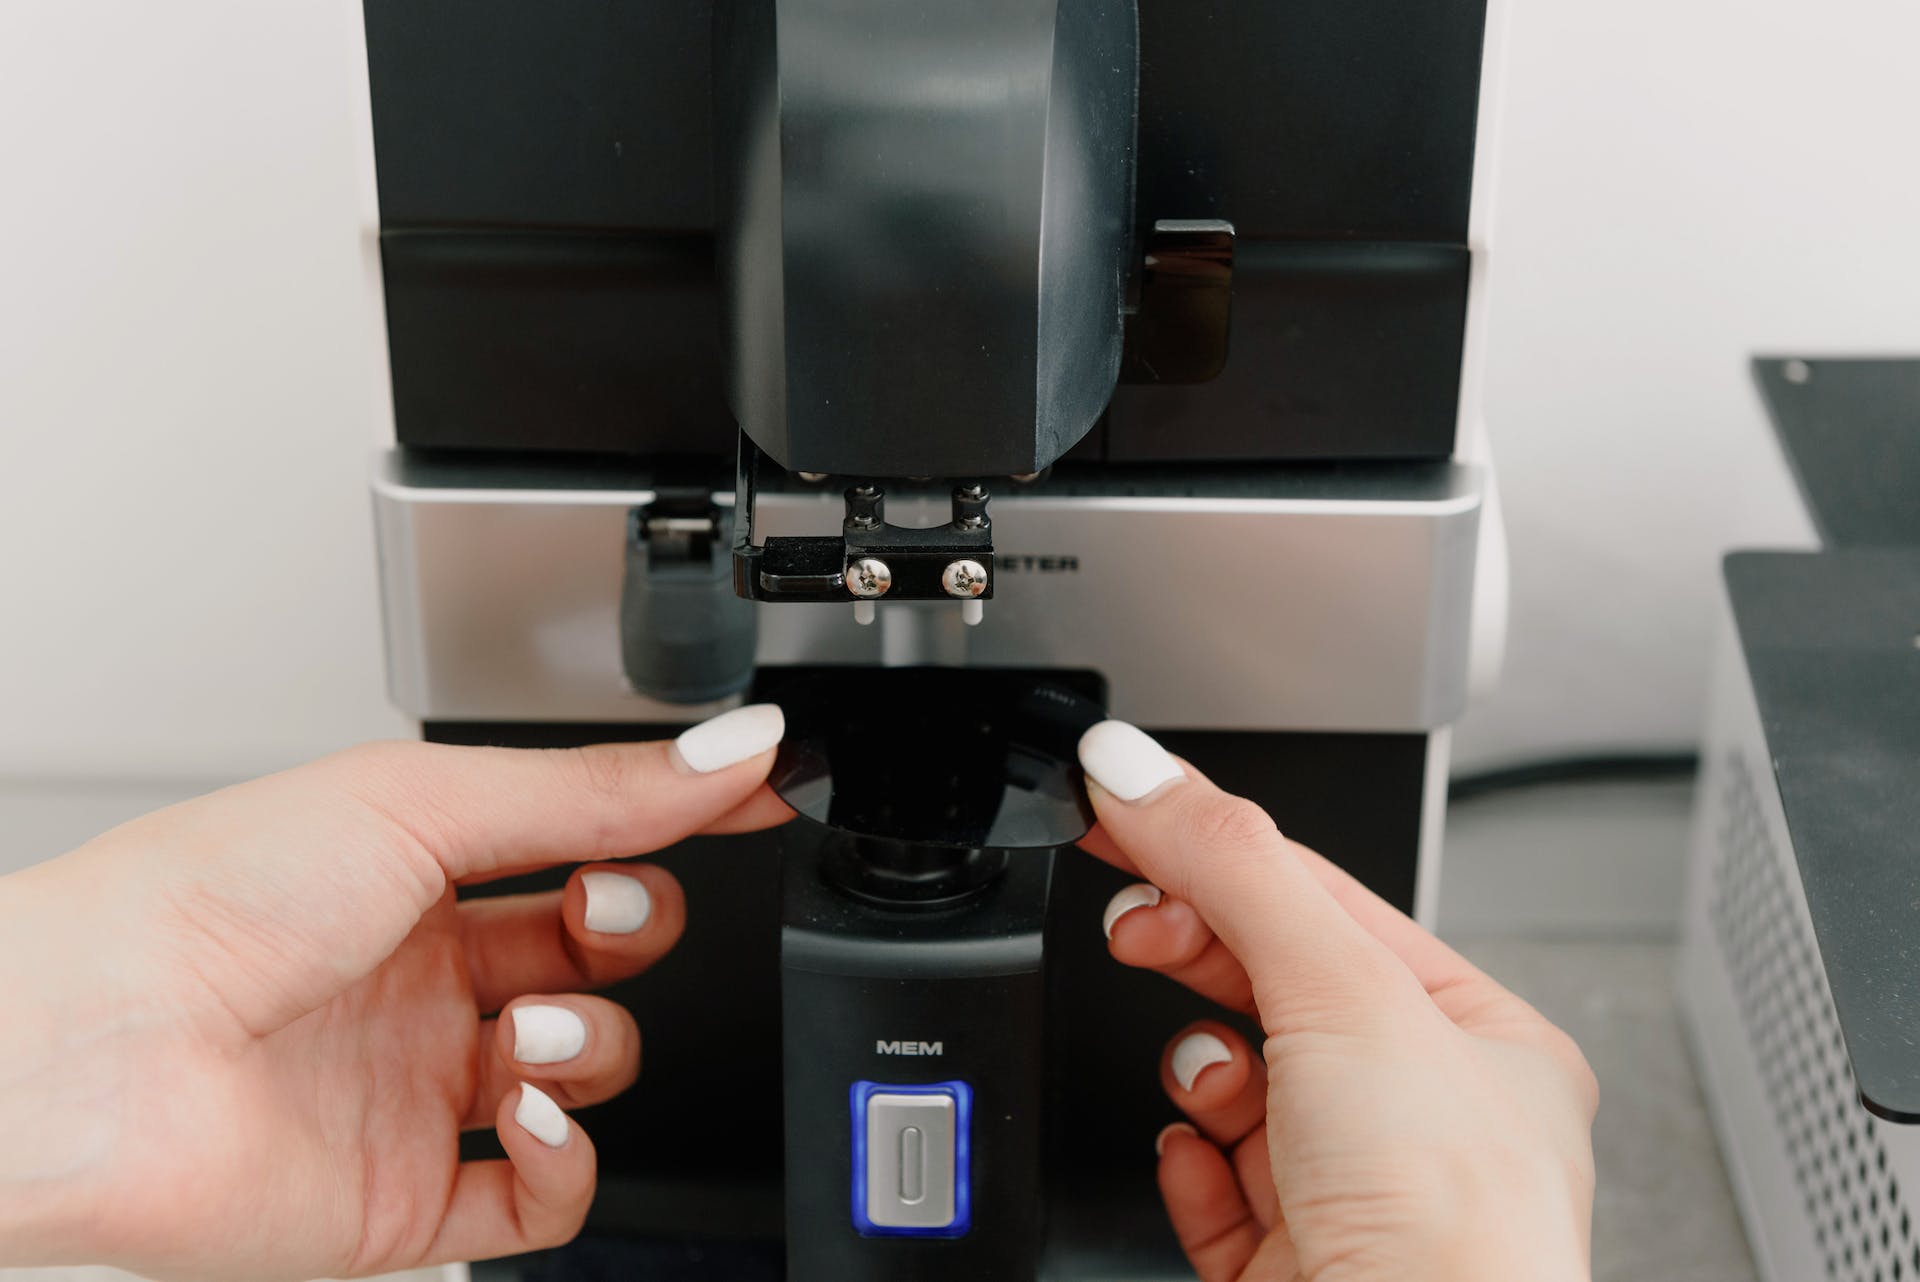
[1076,721,1598,1282]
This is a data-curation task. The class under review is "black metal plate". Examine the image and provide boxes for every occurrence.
[1754,357,1920,547]
[1726,550,1920,1122]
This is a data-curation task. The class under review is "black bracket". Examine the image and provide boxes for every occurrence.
[730,435,995,605]
[1121,218,1236,384]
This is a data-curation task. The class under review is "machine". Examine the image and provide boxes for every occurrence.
[1679,358,1920,1282]
[354,2,1504,1276]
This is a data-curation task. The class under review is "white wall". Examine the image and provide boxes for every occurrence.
[0,0,406,794]
[2,0,1916,840]
[1452,0,1917,769]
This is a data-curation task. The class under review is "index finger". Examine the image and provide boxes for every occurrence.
[337,703,789,885]
[1077,720,1426,1036]
[1082,812,1486,1000]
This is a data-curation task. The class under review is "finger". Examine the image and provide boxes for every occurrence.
[449,785,792,891]
[337,703,786,884]
[1102,884,1255,1013]
[460,864,687,1012]
[1292,844,1482,994]
[424,1085,594,1264]
[1096,782,1537,1037]
[699,783,796,835]
[1155,1124,1263,1282]
[1161,1022,1267,1147]
[1288,845,1548,1033]
[1077,821,1134,873]
[1230,1127,1281,1231]
[464,995,642,1128]
[1094,808,1500,1007]
[1078,720,1425,1036]
[130,709,786,1044]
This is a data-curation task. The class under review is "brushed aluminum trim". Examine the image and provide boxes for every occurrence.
[372,452,1483,730]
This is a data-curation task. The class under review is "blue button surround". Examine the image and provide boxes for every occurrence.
[849,1079,973,1238]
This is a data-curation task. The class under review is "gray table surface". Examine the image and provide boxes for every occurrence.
[1456,937,1758,1282]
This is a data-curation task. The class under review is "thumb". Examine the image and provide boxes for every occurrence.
[113,704,789,1039]
[331,702,791,885]
[1076,720,1423,1036]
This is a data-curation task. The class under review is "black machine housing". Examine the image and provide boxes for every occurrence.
[364,0,1485,470]
[362,2,1489,1278]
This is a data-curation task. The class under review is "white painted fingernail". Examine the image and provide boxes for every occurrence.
[1155,1121,1198,1156]
[514,1083,569,1149]
[582,871,652,934]
[1102,883,1163,939]
[1171,1032,1234,1092]
[1079,720,1185,802]
[512,1005,587,1065]
[674,703,785,773]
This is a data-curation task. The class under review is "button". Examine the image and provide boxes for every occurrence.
[867,1093,954,1228]
[851,1081,972,1237]
[900,1127,925,1203]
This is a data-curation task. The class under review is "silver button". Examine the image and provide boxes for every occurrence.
[865,1093,956,1228]
[900,1127,925,1203]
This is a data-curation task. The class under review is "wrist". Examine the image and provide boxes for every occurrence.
[1424,1160,1592,1282]
[0,863,132,1266]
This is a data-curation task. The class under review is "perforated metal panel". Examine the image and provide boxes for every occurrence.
[1682,599,1920,1282]
[1709,751,1919,1282]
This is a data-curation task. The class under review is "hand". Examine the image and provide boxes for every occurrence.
[0,706,790,1282]
[1076,721,1598,1282]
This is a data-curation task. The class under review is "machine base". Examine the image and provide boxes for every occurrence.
[434,718,1435,1279]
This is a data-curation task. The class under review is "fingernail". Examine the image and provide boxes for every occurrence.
[512,1004,587,1065]
[1079,720,1185,802]
[1171,1031,1234,1092]
[1155,1121,1198,1157]
[514,1083,569,1149]
[582,871,652,934]
[1101,883,1163,939]
[674,703,785,773]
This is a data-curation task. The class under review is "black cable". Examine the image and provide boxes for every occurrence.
[1447,752,1701,804]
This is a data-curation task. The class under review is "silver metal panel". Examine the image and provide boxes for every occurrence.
[865,1093,958,1230]
[372,452,1482,730]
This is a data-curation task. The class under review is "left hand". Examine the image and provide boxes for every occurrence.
[0,707,789,1281]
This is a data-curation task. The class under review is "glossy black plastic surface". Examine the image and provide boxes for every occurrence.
[780,836,1050,1278]
[1122,220,1236,385]
[761,667,1105,852]
[363,0,1486,464]
[715,0,1138,477]
[362,0,1483,241]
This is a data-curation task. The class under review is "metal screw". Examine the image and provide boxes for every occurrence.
[847,558,893,598]
[1783,359,1812,385]
[954,482,989,529]
[942,559,988,599]
[847,483,884,530]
